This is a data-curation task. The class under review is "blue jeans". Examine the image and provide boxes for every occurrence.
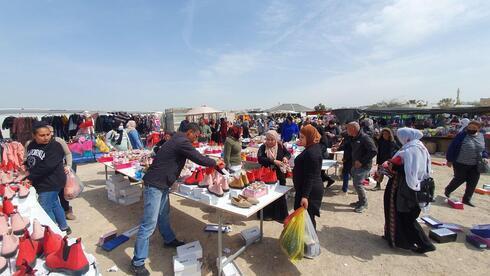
[342,169,350,192]
[351,167,370,205]
[132,185,176,266]
[38,191,68,230]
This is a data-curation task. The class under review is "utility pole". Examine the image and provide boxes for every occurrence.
[456,88,461,105]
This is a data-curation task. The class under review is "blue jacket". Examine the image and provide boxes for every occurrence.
[446,131,488,162]
[128,129,144,150]
[281,122,299,142]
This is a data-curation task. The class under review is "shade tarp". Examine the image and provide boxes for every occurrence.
[266,103,312,113]
[185,105,222,115]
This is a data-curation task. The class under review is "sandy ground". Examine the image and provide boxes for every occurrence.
[68,158,490,276]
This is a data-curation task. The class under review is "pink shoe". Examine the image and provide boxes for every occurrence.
[4,185,15,200]
[1,233,19,258]
[11,212,30,236]
[207,177,224,197]
[0,215,8,240]
[215,172,229,192]
[18,184,30,199]
[31,219,44,241]
[198,173,214,188]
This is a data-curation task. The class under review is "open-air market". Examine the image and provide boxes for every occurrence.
[1,1,490,276]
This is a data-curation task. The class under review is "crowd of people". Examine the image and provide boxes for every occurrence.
[8,113,487,276]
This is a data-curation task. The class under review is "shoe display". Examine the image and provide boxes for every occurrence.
[229,175,245,189]
[198,173,213,188]
[241,172,250,186]
[16,231,40,269]
[246,171,256,184]
[215,172,229,192]
[231,196,252,208]
[45,237,90,275]
[0,215,9,240]
[184,169,204,185]
[31,219,44,241]
[3,197,16,216]
[43,226,63,256]
[0,185,5,197]
[18,184,30,199]
[261,167,278,184]
[11,212,30,235]
[238,194,259,205]
[253,168,263,182]
[207,179,224,197]
[1,233,19,258]
[4,185,16,200]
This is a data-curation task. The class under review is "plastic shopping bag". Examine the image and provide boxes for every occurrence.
[64,168,84,200]
[303,211,321,258]
[279,207,306,262]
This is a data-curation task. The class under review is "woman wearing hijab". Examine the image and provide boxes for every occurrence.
[219,118,228,144]
[293,125,323,229]
[127,120,144,149]
[223,126,242,173]
[383,128,435,254]
[445,121,488,207]
[106,123,132,151]
[373,128,400,191]
[257,130,291,222]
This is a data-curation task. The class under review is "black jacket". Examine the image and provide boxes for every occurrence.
[350,131,377,169]
[293,143,323,201]
[26,139,66,193]
[143,132,216,189]
[376,138,400,165]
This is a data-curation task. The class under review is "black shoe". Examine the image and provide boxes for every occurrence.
[326,179,335,188]
[130,263,150,276]
[444,190,450,198]
[411,244,436,254]
[164,239,185,248]
[463,200,475,207]
[354,204,368,213]
[62,227,72,235]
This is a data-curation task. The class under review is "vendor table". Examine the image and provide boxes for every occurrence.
[99,161,291,275]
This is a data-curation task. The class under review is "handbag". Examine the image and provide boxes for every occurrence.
[477,156,489,174]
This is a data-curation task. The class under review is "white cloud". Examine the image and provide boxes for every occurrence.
[259,0,294,34]
[355,0,484,47]
[200,52,259,78]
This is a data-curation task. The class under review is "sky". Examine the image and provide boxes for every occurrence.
[0,0,489,111]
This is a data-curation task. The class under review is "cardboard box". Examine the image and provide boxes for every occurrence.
[429,228,457,243]
[173,254,201,276]
[177,241,203,259]
[192,188,206,199]
[240,227,260,246]
[200,194,218,205]
[179,184,195,195]
[118,196,141,206]
[447,198,464,209]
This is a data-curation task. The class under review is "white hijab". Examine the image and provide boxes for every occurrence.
[458,118,470,132]
[394,128,431,191]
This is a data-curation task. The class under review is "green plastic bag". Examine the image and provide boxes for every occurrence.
[279,207,306,262]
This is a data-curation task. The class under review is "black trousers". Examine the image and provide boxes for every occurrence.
[445,162,480,201]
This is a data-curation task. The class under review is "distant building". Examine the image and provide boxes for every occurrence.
[480,98,490,106]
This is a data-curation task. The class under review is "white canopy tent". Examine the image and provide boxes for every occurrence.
[185,105,223,122]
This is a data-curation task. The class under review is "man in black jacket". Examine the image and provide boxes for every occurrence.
[131,123,222,276]
[341,122,377,213]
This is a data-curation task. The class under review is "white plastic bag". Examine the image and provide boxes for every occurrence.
[303,211,321,259]
[64,168,84,200]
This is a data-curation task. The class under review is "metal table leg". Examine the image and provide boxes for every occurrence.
[218,210,223,276]
[105,165,108,180]
[259,209,264,241]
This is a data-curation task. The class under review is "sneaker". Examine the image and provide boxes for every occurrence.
[45,237,90,275]
[231,196,252,208]
[130,263,150,276]
[62,227,72,236]
[4,186,16,200]
[354,204,368,213]
[349,201,360,207]
[164,239,185,248]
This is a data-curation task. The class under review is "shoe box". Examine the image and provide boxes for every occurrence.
[240,227,260,246]
[447,198,464,209]
[475,188,490,195]
[217,257,242,276]
[470,224,490,238]
[177,241,203,259]
[173,254,201,276]
[421,216,443,228]
[466,234,489,249]
[118,195,141,206]
[483,184,490,190]
[192,188,206,199]
[179,183,195,195]
[228,190,241,199]
[200,194,218,205]
[304,239,321,259]
[429,228,457,243]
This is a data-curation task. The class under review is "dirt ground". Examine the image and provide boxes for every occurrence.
[69,157,490,276]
